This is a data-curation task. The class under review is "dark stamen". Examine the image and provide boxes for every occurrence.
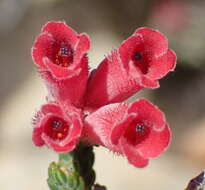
[52,120,61,129]
[60,47,68,56]
[136,123,144,132]
[134,52,142,61]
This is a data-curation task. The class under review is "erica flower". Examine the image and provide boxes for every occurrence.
[32,21,90,107]
[84,99,170,168]
[31,22,176,168]
[32,103,83,152]
[85,27,176,107]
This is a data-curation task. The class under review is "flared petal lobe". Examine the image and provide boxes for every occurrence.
[32,21,90,107]
[120,138,149,168]
[119,27,176,86]
[84,99,171,168]
[32,103,83,152]
[85,27,176,107]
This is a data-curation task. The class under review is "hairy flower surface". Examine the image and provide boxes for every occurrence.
[32,22,90,107]
[83,99,170,168]
[85,27,176,107]
[31,21,176,168]
[32,103,83,152]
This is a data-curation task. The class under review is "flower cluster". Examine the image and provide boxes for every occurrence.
[31,21,176,168]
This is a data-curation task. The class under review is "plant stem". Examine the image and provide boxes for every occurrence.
[47,144,95,190]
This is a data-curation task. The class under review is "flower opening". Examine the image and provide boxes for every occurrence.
[132,52,150,74]
[43,116,69,140]
[124,121,150,145]
[51,42,73,67]
[32,103,83,152]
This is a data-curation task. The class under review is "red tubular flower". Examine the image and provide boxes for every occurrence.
[32,103,83,152]
[83,99,171,168]
[32,21,90,107]
[85,27,176,107]
[31,22,175,169]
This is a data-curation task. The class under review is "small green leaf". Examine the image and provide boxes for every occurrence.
[47,179,59,190]
[55,168,67,185]
[47,144,96,190]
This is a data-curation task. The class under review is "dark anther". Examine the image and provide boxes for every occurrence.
[136,123,144,133]
[60,47,68,56]
[52,120,61,129]
[134,52,142,61]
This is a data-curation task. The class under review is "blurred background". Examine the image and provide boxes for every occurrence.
[0,0,205,189]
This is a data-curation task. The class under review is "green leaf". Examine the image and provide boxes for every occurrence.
[47,144,96,190]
